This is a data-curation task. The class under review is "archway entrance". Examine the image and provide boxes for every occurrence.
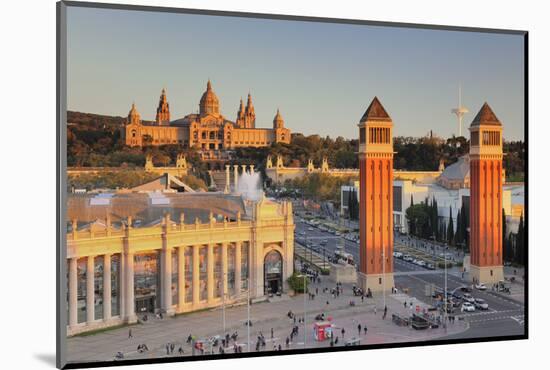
[264,250,283,296]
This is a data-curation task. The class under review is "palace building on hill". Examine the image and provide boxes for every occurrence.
[122,80,291,149]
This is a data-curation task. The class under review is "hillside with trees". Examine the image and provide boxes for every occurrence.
[67,111,525,182]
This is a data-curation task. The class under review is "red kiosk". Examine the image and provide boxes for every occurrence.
[313,321,333,341]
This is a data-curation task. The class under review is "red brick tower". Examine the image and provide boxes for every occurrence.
[357,97,394,292]
[469,102,504,284]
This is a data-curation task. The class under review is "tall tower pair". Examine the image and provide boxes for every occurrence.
[356,98,505,291]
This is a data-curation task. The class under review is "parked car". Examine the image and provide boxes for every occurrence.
[474,298,489,310]
[459,285,472,293]
[461,302,475,312]
[475,283,487,291]
[426,263,435,270]
[403,255,413,262]
[462,293,475,303]
[417,260,426,267]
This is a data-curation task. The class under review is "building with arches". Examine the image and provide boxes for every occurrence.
[121,81,291,149]
[65,192,294,336]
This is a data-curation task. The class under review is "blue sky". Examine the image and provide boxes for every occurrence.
[67,7,525,140]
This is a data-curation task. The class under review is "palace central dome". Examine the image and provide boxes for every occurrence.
[199,80,220,116]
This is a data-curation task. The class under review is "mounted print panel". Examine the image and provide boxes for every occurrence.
[57,1,527,368]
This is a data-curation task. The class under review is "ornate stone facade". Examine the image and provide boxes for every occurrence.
[121,81,291,149]
[66,192,294,336]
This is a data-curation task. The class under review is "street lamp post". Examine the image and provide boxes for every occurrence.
[444,251,448,331]
[222,272,226,334]
[303,274,307,348]
[247,278,250,352]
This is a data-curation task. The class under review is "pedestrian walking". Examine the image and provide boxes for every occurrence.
[364,326,368,335]
[128,329,133,338]
[341,327,345,338]
[374,307,377,315]
[271,328,274,339]
[357,324,362,335]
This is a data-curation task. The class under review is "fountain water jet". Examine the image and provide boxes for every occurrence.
[237,170,263,201]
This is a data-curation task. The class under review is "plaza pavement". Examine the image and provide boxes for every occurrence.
[66,278,467,364]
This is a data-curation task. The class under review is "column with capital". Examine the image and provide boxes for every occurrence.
[103,254,112,321]
[192,245,200,306]
[225,165,231,193]
[86,256,95,323]
[125,251,137,323]
[222,243,228,299]
[233,165,239,191]
[235,242,242,294]
[68,258,78,327]
[161,244,175,316]
[178,246,186,311]
[207,244,214,303]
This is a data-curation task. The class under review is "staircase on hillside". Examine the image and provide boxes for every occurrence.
[210,170,231,192]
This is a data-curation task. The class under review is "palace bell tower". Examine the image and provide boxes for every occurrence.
[357,97,395,292]
[155,88,170,125]
[468,102,504,284]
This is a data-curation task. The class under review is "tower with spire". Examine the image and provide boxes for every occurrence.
[357,96,395,293]
[123,102,143,146]
[236,98,245,127]
[155,88,170,125]
[273,108,284,129]
[128,102,141,125]
[272,108,289,143]
[243,93,256,128]
[468,102,504,284]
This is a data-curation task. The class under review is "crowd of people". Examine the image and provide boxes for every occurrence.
[114,262,449,361]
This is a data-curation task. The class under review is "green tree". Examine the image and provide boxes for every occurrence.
[447,206,454,246]
[406,203,429,237]
[516,213,525,265]
[287,273,309,293]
